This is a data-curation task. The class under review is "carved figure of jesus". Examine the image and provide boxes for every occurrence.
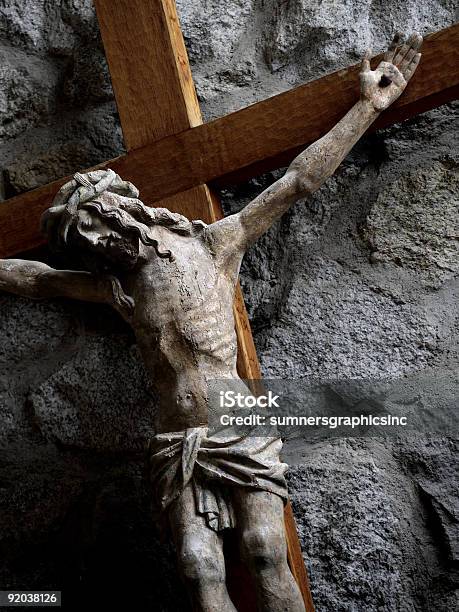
[0,34,422,612]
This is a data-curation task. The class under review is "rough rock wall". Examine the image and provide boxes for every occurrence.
[0,1,458,611]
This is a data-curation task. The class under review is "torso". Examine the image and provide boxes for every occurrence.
[124,226,242,433]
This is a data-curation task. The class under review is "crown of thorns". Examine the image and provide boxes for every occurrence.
[40,169,139,250]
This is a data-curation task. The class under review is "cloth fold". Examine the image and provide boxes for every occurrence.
[146,426,289,531]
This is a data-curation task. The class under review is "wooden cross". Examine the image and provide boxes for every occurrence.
[0,1,457,609]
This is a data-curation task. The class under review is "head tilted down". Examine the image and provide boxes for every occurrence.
[40,169,206,275]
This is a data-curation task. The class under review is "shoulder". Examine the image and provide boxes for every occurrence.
[200,214,246,257]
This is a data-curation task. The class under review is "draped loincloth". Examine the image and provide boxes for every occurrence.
[145,426,289,531]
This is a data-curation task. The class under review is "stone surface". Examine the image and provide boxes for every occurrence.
[0,46,59,140]
[29,332,156,451]
[0,0,117,199]
[177,0,459,119]
[285,436,458,612]
[0,1,458,611]
[365,162,458,282]
[62,46,113,105]
[2,103,123,195]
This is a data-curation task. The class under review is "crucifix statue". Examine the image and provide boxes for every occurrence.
[0,33,422,612]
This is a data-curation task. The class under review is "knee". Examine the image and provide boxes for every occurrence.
[240,527,287,571]
[179,540,224,587]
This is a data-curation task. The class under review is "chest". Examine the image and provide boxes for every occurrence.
[131,236,234,330]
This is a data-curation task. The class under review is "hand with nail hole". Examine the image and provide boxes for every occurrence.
[360,32,423,111]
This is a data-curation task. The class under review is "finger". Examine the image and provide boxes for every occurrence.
[400,32,423,70]
[399,39,421,78]
[404,53,421,81]
[394,32,422,67]
[361,49,371,72]
[360,70,373,95]
[399,46,417,74]
[393,39,413,66]
[384,31,404,62]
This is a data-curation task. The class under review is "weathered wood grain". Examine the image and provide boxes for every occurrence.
[120,23,459,198]
[285,503,316,611]
[1,23,457,258]
[94,0,201,149]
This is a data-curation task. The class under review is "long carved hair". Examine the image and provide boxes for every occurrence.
[40,169,206,316]
[41,169,206,264]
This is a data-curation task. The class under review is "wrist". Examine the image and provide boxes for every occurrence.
[359,97,381,119]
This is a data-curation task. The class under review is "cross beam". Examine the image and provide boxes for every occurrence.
[0,22,457,258]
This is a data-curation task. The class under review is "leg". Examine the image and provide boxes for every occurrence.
[168,483,237,612]
[232,488,305,612]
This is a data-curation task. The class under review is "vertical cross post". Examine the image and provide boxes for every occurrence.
[94,0,314,609]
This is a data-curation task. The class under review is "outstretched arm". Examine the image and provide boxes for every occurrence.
[0,259,134,321]
[208,32,422,253]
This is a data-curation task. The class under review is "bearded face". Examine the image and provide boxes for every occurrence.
[42,182,195,271]
[69,206,141,272]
